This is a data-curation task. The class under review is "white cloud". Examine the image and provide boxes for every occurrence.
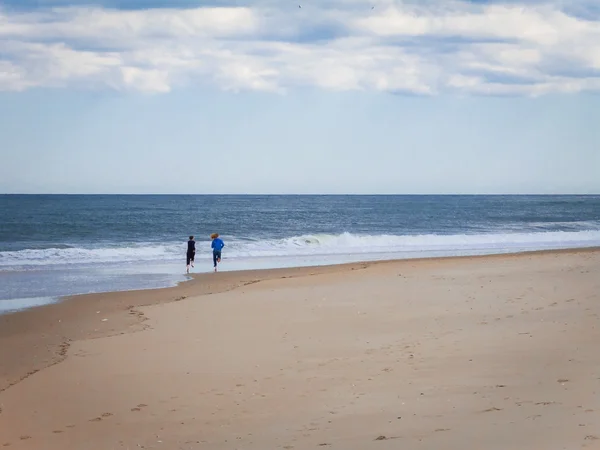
[353,4,595,45]
[0,1,599,95]
[1,40,122,89]
[0,6,259,42]
[0,60,30,91]
[121,66,171,92]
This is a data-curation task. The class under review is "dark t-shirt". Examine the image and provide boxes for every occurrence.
[187,240,195,254]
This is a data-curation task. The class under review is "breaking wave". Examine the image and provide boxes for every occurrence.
[2,230,600,269]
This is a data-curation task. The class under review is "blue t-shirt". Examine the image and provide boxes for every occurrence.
[211,238,225,252]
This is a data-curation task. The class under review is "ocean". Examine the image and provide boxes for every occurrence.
[1,194,600,314]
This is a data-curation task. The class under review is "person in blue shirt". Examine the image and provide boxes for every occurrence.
[210,233,225,272]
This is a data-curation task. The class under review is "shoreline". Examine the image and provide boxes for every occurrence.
[0,246,599,396]
[3,244,600,315]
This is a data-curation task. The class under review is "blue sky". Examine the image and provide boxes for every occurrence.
[0,0,599,194]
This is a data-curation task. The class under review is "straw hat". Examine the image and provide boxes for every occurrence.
[210,233,219,239]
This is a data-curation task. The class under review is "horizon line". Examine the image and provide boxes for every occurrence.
[2,193,599,196]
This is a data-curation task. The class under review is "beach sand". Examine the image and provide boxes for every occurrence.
[1,250,599,449]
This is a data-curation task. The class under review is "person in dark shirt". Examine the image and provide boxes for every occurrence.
[186,235,195,274]
[210,233,225,272]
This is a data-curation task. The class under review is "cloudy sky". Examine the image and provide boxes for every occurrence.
[0,0,599,194]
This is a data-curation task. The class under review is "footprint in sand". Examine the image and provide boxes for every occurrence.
[19,436,31,441]
[482,407,502,413]
[52,430,64,434]
[374,436,400,441]
[515,401,533,407]
[131,404,148,412]
[89,412,113,422]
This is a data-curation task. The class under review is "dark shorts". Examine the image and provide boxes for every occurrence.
[186,251,195,265]
[212,250,221,267]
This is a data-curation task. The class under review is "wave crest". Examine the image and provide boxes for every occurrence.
[2,230,600,269]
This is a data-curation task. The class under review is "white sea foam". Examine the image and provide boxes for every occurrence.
[2,230,600,269]
[0,244,181,268]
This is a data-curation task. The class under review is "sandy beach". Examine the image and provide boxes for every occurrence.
[1,249,599,449]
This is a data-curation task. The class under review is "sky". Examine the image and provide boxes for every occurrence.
[0,0,599,194]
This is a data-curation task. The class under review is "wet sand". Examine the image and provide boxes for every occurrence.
[1,249,599,449]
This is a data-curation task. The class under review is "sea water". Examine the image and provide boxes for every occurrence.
[1,195,599,313]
